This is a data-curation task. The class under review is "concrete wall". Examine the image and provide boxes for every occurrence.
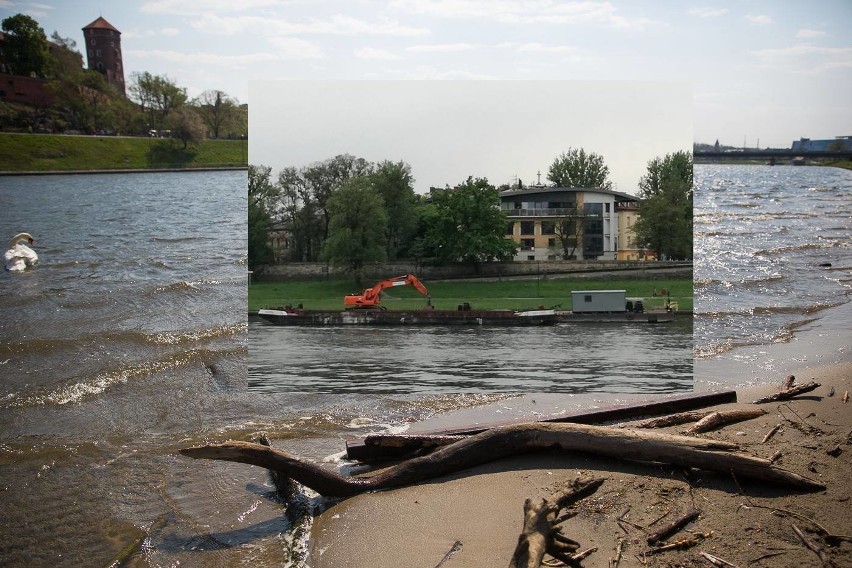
[253,260,692,282]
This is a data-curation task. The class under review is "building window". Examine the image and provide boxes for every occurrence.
[605,203,610,213]
[527,255,535,261]
[520,221,534,235]
[548,238,556,248]
[505,222,514,235]
[90,38,96,45]
[96,49,102,57]
[540,220,555,235]
[584,295,592,302]
[521,238,534,251]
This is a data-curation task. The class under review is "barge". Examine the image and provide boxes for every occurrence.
[256,307,559,326]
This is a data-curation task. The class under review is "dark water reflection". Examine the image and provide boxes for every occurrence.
[249,317,693,394]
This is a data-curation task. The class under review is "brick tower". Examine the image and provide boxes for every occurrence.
[82,17,125,96]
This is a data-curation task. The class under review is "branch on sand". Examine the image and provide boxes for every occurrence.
[509,477,605,568]
[752,381,821,404]
[179,422,825,499]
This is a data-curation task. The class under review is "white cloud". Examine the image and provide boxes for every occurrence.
[140,0,285,16]
[745,14,773,25]
[126,46,320,67]
[406,43,479,53]
[750,43,852,74]
[796,28,826,39]
[265,37,325,59]
[354,47,402,60]
[160,28,180,36]
[515,42,580,54]
[688,7,728,18]
[389,0,658,30]
[190,13,429,37]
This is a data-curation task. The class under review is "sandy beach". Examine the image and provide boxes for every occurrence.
[307,357,851,567]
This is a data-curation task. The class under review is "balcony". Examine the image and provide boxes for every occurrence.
[505,208,577,217]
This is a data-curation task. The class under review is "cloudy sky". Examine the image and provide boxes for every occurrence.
[250,80,691,194]
[4,0,850,151]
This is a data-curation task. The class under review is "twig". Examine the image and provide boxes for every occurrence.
[700,550,738,567]
[648,509,671,527]
[752,504,852,546]
[843,390,848,403]
[748,550,787,563]
[792,524,835,567]
[647,531,712,554]
[433,540,462,568]
[730,470,754,507]
[609,538,624,568]
[572,546,597,561]
[761,423,782,444]
[647,509,700,545]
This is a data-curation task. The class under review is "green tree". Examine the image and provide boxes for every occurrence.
[167,106,206,148]
[370,160,417,260]
[423,177,517,268]
[129,71,187,131]
[1,14,52,77]
[547,148,613,189]
[192,90,239,139]
[248,165,279,268]
[632,151,693,260]
[321,177,388,276]
[276,154,373,261]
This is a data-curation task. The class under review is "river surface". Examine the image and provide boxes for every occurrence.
[249,319,693,395]
[694,164,852,382]
[4,164,847,567]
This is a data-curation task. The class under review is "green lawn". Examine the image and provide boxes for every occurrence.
[249,277,693,312]
[0,133,247,171]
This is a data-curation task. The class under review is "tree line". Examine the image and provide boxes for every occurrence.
[0,13,247,144]
[249,149,693,278]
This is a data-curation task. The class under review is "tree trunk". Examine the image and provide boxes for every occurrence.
[180,422,824,498]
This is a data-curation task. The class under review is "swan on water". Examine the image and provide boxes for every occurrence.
[4,232,38,271]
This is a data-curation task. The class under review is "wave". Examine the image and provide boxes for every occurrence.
[149,323,246,345]
[753,243,833,256]
[1,323,246,358]
[1,346,245,409]
[693,274,784,290]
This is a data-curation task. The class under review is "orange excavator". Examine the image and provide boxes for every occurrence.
[344,274,431,309]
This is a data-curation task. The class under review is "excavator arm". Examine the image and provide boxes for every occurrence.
[344,274,430,309]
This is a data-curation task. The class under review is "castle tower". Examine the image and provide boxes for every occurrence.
[82,17,125,95]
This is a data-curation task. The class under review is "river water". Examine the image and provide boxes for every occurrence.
[249,320,693,395]
[5,164,846,567]
[694,164,852,382]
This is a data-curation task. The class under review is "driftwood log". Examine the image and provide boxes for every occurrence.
[684,408,766,434]
[509,477,605,568]
[180,422,825,498]
[752,381,821,404]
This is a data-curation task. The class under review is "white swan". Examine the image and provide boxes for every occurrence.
[4,232,38,271]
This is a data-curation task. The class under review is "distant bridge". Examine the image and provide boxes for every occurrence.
[696,149,852,160]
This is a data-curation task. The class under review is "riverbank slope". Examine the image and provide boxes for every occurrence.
[0,132,247,172]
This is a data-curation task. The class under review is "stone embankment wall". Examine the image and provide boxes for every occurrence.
[253,261,692,281]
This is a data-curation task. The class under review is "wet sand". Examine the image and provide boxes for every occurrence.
[309,362,851,567]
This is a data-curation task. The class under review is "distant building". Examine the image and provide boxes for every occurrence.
[82,17,125,95]
[0,31,83,107]
[791,136,852,152]
[499,187,645,261]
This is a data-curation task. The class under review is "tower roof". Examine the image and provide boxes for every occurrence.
[83,17,120,34]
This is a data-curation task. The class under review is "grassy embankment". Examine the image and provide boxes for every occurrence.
[0,132,247,172]
[249,278,693,313]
